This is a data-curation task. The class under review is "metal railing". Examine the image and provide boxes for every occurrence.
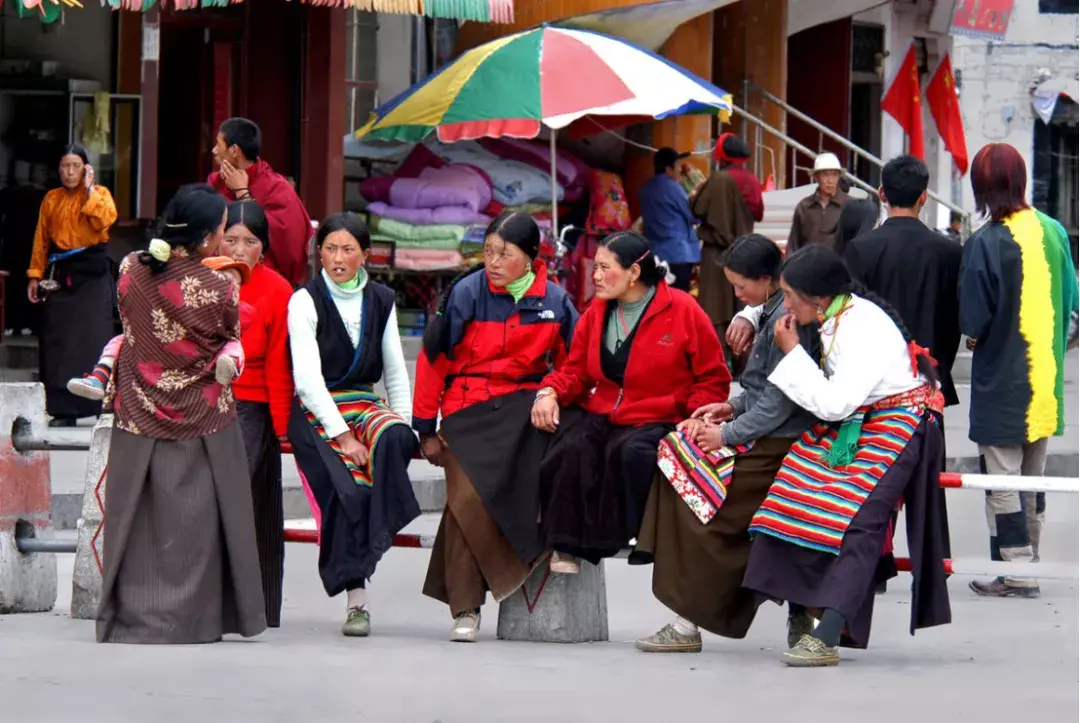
[739,81,971,235]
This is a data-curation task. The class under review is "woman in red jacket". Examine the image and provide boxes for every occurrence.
[218,200,295,628]
[532,231,731,570]
[415,211,578,643]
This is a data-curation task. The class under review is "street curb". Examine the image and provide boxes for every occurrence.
[47,453,1078,531]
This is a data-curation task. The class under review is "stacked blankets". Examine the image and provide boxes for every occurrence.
[358,138,592,272]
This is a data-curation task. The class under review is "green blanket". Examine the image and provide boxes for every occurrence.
[370,215,468,243]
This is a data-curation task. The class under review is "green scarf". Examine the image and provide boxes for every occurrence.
[336,267,368,291]
[506,269,536,303]
[822,294,861,468]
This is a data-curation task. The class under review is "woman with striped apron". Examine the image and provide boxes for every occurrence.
[287,212,419,638]
[743,245,951,667]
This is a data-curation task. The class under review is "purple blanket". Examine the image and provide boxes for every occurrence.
[389,165,492,213]
[367,203,491,227]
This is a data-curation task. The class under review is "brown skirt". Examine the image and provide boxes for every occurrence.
[633,436,793,638]
[422,445,535,615]
[96,423,267,644]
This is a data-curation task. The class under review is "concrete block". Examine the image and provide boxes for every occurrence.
[497,560,609,643]
[0,382,57,613]
[71,414,111,620]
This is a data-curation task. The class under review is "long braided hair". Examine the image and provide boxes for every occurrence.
[421,211,540,363]
[780,245,938,384]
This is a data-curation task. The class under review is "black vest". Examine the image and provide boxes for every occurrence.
[306,273,395,391]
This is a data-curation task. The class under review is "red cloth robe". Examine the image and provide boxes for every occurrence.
[209,159,313,287]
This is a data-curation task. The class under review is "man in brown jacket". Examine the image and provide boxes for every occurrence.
[787,152,849,254]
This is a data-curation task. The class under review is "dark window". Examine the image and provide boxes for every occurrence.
[1039,0,1078,14]
[1033,98,1079,264]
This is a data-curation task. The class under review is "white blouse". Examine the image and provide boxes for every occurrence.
[287,269,412,439]
[767,294,928,422]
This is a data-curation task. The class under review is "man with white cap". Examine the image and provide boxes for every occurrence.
[786,152,849,255]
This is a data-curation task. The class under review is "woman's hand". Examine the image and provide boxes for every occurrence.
[334,431,369,468]
[27,279,40,304]
[531,395,560,433]
[84,164,95,190]
[727,317,756,356]
[693,424,724,453]
[689,402,734,424]
[420,434,444,467]
[677,416,706,439]
[773,313,800,354]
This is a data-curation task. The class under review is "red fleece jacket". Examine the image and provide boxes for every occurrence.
[542,282,731,426]
[232,263,295,436]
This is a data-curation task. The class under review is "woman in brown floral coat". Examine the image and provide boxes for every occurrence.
[96,184,267,644]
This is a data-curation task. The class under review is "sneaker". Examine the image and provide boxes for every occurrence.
[781,634,840,667]
[48,417,77,428]
[787,609,816,649]
[341,607,371,637]
[549,551,580,575]
[450,611,481,643]
[215,356,238,386]
[634,624,703,653]
[969,577,1040,599]
[67,376,106,401]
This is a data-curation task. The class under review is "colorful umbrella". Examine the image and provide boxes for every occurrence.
[355,24,732,143]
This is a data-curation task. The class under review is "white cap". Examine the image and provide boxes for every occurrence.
[812,152,843,174]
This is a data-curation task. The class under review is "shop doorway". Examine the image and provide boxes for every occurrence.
[156,10,243,210]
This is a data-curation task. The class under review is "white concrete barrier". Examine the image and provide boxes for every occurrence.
[0,383,57,613]
[70,414,112,620]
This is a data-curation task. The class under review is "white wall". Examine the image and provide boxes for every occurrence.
[0,3,114,85]
[952,1,1080,218]
[376,13,413,106]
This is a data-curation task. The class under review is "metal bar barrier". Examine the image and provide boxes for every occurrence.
[23,527,1069,581]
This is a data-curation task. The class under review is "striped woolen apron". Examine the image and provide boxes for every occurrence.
[301,386,405,488]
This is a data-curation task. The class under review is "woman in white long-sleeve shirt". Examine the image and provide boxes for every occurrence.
[286,212,419,638]
[741,245,951,668]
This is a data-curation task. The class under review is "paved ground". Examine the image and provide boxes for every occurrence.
[1,491,1077,723]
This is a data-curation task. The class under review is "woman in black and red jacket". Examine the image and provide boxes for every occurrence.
[415,211,578,643]
[532,231,731,569]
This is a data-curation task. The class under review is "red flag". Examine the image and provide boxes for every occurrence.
[925,54,969,175]
[881,42,925,160]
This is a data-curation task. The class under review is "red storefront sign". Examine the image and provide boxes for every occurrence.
[950,0,1015,42]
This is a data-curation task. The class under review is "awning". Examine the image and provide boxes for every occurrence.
[553,0,738,52]
[10,0,514,23]
[1031,76,1080,124]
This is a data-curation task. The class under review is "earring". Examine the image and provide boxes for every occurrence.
[816,306,825,324]
[630,279,636,288]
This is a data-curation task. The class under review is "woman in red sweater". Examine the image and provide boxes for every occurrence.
[532,231,731,570]
[219,200,295,628]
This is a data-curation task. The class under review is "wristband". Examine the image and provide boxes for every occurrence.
[534,387,557,404]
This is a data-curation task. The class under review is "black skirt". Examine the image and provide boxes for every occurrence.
[287,398,420,597]
[743,416,948,648]
[237,401,285,628]
[40,246,114,419]
[540,409,672,565]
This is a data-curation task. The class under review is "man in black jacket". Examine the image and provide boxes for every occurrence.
[843,154,962,575]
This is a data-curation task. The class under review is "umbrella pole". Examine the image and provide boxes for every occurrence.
[549,130,559,239]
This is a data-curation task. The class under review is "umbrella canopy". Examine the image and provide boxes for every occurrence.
[355,24,732,143]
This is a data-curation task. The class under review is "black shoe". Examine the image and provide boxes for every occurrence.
[875,581,887,595]
[48,417,77,428]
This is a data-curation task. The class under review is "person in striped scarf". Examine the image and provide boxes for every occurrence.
[742,245,952,667]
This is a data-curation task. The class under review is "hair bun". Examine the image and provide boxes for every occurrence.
[148,238,171,263]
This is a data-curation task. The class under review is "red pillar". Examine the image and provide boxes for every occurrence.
[300,7,346,223]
